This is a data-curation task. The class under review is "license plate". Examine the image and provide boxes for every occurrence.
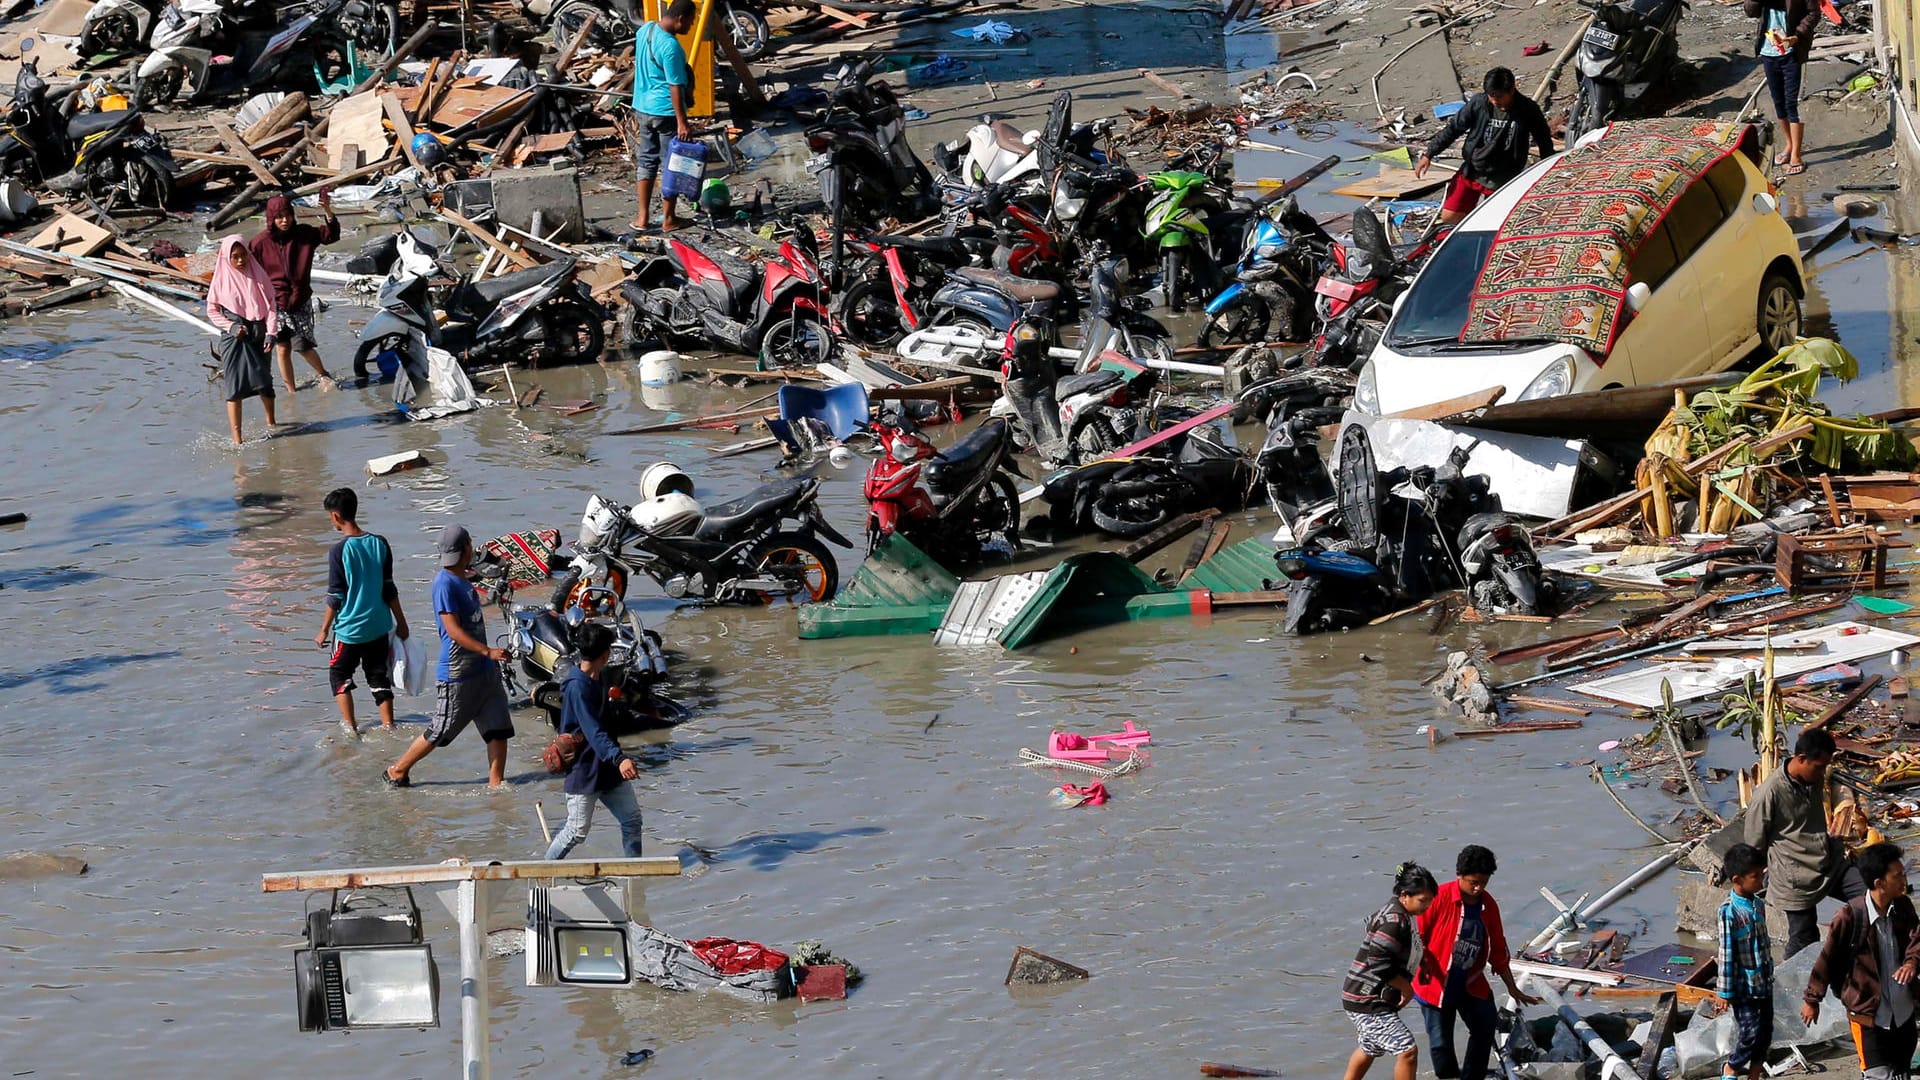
[1584,25,1619,49]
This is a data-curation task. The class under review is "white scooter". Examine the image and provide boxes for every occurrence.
[356,231,483,418]
[81,0,165,55]
[940,117,1043,192]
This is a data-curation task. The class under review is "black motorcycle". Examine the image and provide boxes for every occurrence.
[0,55,175,208]
[1568,0,1687,140]
[1041,425,1253,539]
[562,476,852,606]
[805,58,938,273]
[486,575,677,737]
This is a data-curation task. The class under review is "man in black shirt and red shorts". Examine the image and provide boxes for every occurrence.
[1415,68,1556,226]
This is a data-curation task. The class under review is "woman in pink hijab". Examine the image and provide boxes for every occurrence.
[207,235,280,445]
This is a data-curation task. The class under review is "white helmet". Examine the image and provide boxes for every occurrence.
[639,462,695,502]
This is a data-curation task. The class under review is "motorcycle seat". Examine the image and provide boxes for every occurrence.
[694,476,807,540]
[954,266,1060,302]
[677,237,759,309]
[1056,369,1124,399]
[874,233,974,259]
[925,418,1007,493]
[66,109,137,139]
[989,121,1031,155]
[463,259,572,305]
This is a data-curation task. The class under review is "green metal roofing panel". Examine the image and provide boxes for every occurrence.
[1180,538,1281,594]
[996,552,1172,650]
[796,534,961,640]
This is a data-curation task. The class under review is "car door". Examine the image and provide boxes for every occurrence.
[1613,218,1710,385]
[1661,167,1745,368]
[1697,157,1764,362]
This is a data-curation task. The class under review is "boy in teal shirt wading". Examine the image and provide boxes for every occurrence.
[316,488,409,736]
[631,0,695,231]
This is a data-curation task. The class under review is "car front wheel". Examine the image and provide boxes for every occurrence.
[1757,271,1801,357]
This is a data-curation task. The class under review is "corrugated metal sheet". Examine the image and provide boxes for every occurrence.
[997,554,1170,650]
[933,573,1048,647]
[1181,538,1281,594]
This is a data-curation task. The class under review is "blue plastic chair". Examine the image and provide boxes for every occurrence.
[767,382,871,454]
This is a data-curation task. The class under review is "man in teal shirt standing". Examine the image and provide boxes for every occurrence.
[632,0,695,232]
[316,488,410,737]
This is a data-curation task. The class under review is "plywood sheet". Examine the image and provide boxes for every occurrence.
[1329,165,1451,200]
[326,91,389,172]
[28,212,112,258]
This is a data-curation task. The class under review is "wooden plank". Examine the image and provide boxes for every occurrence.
[1209,589,1291,607]
[606,405,782,436]
[349,19,437,95]
[1503,694,1592,716]
[208,120,281,185]
[1139,68,1188,98]
[262,856,682,891]
[1107,400,1238,460]
[1458,374,1737,436]
[1807,674,1884,732]
[28,212,113,258]
[289,153,395,195]
[381,91,423,172]
[22,276,104,312]
[1119,510,1217,563]
[1385,384,1506,422]
[1452,719,1584,735]
[439,205,540,269]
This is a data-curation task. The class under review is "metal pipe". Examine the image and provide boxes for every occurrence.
[457,878,491,1080]
[1526,978,1638,1080]
[108,280,218,335]
[1524,843,1692,953]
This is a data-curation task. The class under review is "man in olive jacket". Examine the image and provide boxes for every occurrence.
[1743,728,1864,957]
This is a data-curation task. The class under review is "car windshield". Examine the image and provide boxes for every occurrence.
[1384,230,1497,349]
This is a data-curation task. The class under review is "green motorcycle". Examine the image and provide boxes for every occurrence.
[1141,169,1228,313]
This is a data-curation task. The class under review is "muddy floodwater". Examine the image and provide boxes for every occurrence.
[2,214,1915,1076]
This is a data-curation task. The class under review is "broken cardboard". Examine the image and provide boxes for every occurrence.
[1005,946,1089,985]
[28,212,113,258]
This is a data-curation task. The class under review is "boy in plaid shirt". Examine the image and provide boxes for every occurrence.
[1718,843,1774,1080]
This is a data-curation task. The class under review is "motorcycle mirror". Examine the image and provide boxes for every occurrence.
[18,36,31,53]
[564,605,587,628]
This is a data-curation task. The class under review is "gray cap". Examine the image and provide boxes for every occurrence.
[437,524,472,567]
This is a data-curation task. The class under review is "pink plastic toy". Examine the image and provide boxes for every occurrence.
[1048,721,1151,761]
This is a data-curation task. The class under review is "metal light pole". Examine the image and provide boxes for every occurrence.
[264,856,681,1079]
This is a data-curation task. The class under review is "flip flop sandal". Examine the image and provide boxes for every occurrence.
[1774,150,1791,165]
[1783,162,1806,175]
[382,768,410,787]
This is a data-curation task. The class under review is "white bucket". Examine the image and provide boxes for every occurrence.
[638,349,682,386]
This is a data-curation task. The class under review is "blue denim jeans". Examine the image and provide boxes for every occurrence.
[1421,990,1497,1080]
[544,783,644,859]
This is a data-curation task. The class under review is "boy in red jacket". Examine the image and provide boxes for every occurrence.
[1414,845,1542,1080]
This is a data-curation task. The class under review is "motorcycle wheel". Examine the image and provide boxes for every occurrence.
[837,275,907,347]
[539,300,605,366]
[1196,295,1270,350]
[109,157,172,210]
[759,310,834,370]
[722,3,771,60]
[352,334,408,381]
[136,66,183,109]
[366,1,402,54]
[1089,476,1181,539]
[972,473,1024,554]
[1161,248,1186,314]
[749,531,840,603]
[83,10,141,54]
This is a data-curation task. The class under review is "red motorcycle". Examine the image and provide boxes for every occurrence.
[863,409,1024,569]
[619,218,839,369]
[1310,206,1442,371]
[834,229,994,347]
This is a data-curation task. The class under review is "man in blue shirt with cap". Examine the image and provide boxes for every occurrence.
[631,0,695,232]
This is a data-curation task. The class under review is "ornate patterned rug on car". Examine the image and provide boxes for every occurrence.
[1459,119,1747,357]
[482,528,562,588]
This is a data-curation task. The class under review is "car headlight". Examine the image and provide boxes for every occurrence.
[1517,355,1576,402]
[1353,363,1380,414]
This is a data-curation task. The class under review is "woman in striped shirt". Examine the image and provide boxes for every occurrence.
[1343,863,1440,1080]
